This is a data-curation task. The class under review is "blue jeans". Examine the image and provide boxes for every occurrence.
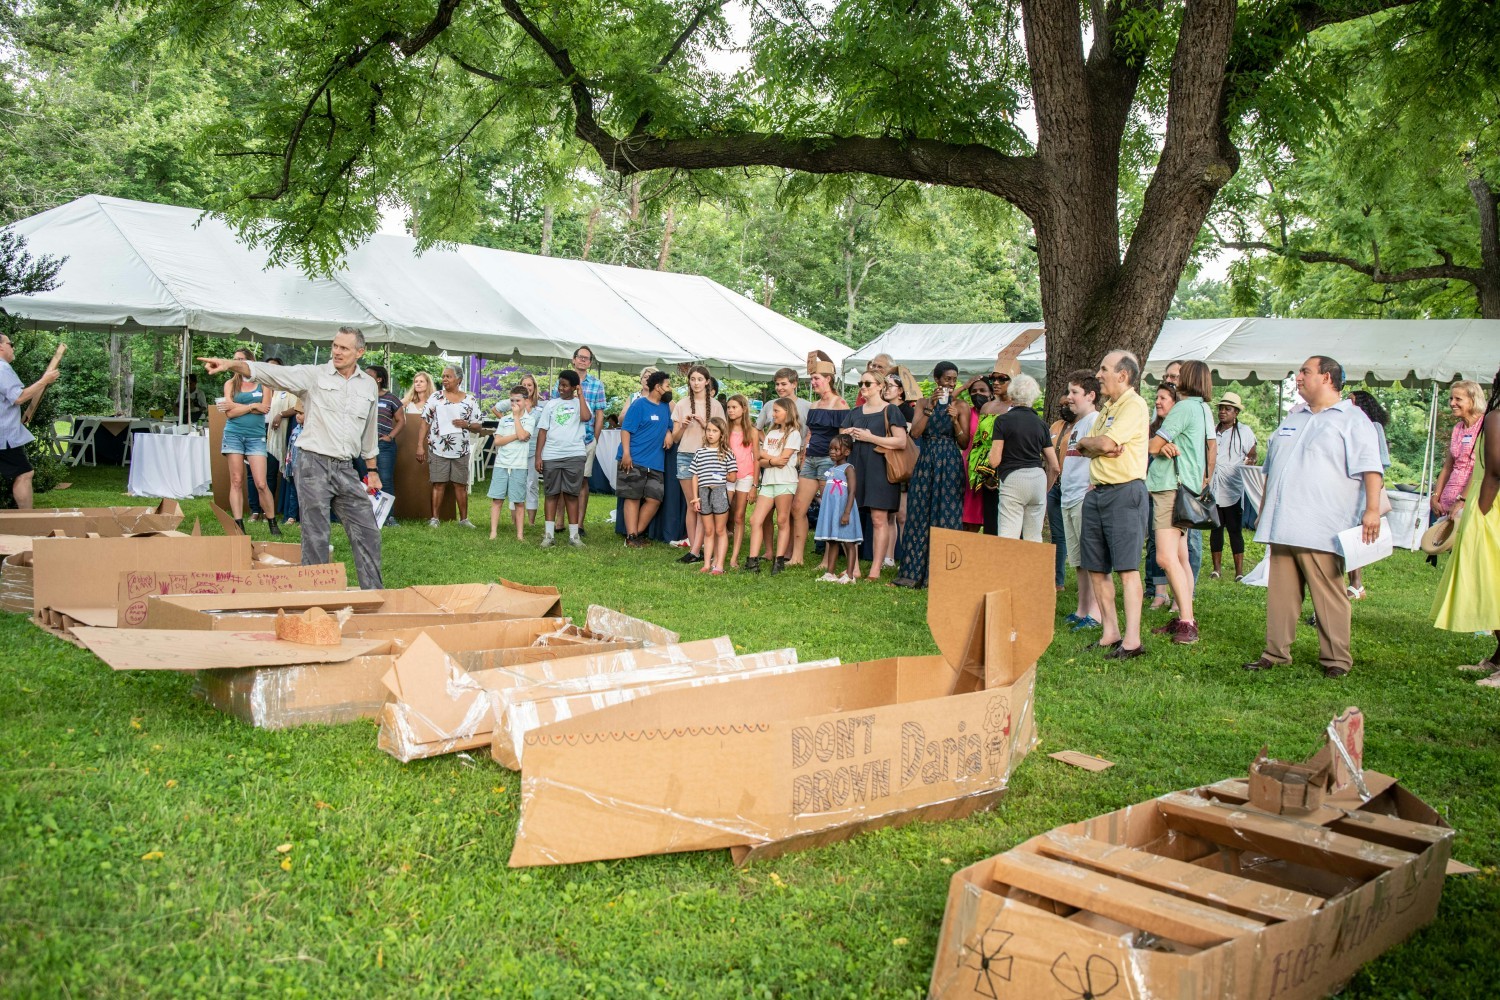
[1046,480,1066,587]
[376,439,397,521]
[279,471,300,520]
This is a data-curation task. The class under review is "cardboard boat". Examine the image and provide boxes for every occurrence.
[930,721,1454,1000]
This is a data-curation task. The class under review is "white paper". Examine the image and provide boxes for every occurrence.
[1335,517,1392,572]
[1241,556,1269,588]
[370,490,395,527]
[436,401,460,437]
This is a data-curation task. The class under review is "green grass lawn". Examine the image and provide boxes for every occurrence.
[2,467,1497,998]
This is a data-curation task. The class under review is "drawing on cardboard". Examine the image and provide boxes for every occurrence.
[1049,952,1118,1000]
[959,927,1014,999]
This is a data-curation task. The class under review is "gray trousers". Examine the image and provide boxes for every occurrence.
[296,449,383,590]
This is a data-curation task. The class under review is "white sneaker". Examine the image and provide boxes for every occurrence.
[668,538,690,548]
[457,518,476,529]
[540,535,555,548]
[818,572,841,583]
[882,557,896,569]
[428,518,440,527]
[568,535,585,548]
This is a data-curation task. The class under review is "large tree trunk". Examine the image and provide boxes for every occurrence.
[1471,177,1500,319]
[539,203,554,256]
[1024,0,1238,406]
[657,207,676,270]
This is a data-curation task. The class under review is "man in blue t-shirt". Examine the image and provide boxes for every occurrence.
[618,370,675,548]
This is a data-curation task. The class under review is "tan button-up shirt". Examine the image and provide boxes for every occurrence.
[247,361,379,462]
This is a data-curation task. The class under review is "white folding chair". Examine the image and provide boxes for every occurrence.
[32,420,65,459]
[57,417,98,467]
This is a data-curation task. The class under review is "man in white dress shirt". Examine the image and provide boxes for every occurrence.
[1242,356,1383,678]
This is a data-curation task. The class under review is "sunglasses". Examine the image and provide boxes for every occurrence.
[859,380,879,387]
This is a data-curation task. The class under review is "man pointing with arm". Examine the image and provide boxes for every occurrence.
[200,326,384,589]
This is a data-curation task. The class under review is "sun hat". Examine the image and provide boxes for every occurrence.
[1420,516,1458,555]
[1216,391,1245,411]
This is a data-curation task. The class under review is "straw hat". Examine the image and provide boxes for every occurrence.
[1420,517,1458,555]
[1216,391,1245,411]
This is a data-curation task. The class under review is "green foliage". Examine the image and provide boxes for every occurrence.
[0,2,244,224]
[1,465,1498,996]
[1212,8,1500,318]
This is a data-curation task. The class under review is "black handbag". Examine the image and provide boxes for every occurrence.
[1172,456,1220,530]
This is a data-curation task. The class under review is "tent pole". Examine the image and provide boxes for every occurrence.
[178,328,190,424]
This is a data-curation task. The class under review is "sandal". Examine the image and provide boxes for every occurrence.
[1459,659,1500,673]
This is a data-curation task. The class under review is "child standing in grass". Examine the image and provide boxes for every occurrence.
[815,433,862,583]
[535,369,592,548]
[747,398,802,575]
[689,417,737,575]
[725,394,759,571]
[487,385,538,541]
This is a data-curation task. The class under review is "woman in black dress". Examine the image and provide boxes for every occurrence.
[844,371,909,581]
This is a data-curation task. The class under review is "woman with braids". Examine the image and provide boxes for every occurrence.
[892,362,971,588]
[966,372,1013,535]
[1432,367,1500,685]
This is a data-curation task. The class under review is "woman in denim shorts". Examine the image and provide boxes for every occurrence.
[218,349,281,535]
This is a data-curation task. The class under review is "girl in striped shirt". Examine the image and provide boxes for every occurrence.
[689,418,738,575]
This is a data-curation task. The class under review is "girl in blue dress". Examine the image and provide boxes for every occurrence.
[815,434,863,583]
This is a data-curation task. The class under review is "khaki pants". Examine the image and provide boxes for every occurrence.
[1264,544,1350,671]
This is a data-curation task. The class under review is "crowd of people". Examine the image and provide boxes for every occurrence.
[137,331,1495,686]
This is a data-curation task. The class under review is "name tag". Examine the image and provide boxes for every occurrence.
[1277,425,1297,437]
[1103,416,1115,429]
[1461,434,1473,445]
[650,415,660,421]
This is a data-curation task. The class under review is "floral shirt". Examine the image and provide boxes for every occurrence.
[421,391,484,459]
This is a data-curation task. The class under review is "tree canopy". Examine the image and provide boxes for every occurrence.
[111,0,1463,396]
[1213,5,1500,319]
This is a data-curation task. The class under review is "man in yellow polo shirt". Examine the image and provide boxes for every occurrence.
[1076,349,1151,659]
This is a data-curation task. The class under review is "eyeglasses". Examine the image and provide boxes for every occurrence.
[859,380,878,387]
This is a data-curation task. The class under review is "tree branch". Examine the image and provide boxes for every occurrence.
[249,0,464,201]
[1221,238,1485,286]
[653,1,723,74]
[450,55,560,89]
[496,0,1046,214]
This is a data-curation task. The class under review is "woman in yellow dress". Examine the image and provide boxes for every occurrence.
[1432,367,1500,686]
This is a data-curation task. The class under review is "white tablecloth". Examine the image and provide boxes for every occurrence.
[127,433,212,499]
[595,429,621,488]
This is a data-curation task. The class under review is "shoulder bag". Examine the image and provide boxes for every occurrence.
[875,407,915,484]
[1172,401,1220,529]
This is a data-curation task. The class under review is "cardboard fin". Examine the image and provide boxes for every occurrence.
[210,503,244,536]
[990,850,1267,947]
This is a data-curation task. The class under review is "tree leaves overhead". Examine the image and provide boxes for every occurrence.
[1212,0,1500,317]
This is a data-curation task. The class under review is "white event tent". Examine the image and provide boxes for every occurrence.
[0,195,850,379]
[850,318,1498,385]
